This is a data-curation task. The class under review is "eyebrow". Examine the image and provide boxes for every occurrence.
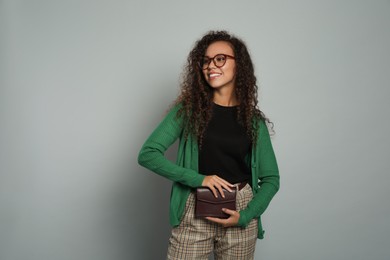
[204,53,234,57]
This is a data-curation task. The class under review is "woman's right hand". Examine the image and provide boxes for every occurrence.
[201,175,235,198]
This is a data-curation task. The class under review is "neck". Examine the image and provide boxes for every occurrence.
[212,88,238,107]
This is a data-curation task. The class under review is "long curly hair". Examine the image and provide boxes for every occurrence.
[175,30,273,147]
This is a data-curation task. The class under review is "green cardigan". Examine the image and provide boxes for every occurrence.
[138,104,279,239]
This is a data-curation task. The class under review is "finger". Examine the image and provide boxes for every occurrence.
[206,216,234,228]
[216,185,225,198]
[210,177,225,196]
[205,216,225,224]
[216,178,234,192]
[222,208,237,216]
[220,183,233,193]
[218,177,235,187]
[209,186,218,198]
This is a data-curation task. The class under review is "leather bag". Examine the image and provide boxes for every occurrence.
[195,187,237,219]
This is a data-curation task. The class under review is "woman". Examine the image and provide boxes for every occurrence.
[138,30,279,259]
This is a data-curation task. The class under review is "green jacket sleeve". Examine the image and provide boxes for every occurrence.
[137,105,205,188]
[238,120,280,227]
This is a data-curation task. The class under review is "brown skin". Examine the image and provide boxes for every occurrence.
[202,41,237,106]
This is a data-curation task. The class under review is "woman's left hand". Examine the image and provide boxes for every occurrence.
[205,208,240,227]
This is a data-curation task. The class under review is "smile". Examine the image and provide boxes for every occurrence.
[209,73,222,79]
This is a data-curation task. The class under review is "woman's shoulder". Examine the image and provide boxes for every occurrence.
[161,101,185,124]
[166,101,183,115]
[252,115,266,128]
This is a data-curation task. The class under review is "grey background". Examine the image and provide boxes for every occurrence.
[1,0,389,259]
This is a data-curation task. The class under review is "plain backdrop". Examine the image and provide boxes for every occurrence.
[1,0,390,259]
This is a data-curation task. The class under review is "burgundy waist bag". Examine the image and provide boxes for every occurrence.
[195,187,237,219]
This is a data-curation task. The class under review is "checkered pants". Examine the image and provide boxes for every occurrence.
[167,184,258,260]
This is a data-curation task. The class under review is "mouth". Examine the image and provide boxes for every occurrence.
[208,73,222,80]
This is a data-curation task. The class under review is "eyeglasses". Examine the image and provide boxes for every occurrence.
[199,54,235,70]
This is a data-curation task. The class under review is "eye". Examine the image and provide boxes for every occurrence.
[215,55,226,63]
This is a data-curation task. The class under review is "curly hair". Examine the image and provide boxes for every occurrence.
[175,30,273,147]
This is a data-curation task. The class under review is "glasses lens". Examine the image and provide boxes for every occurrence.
[201,57,210,69]
[214,55,226,67]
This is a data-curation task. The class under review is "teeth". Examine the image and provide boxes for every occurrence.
[209,74,221,77]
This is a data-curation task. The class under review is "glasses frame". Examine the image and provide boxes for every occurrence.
[200,54,235,70]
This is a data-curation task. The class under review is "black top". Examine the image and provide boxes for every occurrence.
[198,103,252,184]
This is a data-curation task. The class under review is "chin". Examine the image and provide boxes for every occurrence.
[208,84,222,89]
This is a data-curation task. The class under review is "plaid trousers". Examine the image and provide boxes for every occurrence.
[167,184,258,260]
